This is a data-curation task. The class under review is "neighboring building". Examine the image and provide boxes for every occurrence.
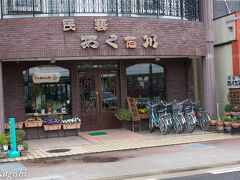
[214,12,240,117]
[213,0,240,18]
[0,0,215,138]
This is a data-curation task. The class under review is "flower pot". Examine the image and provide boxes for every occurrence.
[232,112,240,116]
[231,123,240,129]
[20,150,28,157]
[41,109,46,114]
[24,121,42,128]
[217,121,224,126]
[224,122,232,126]
[224,112,232,116]
[47,107,52,113]
[210,119,217,126]
[17,145,24,151]
[43,124,61,131]
[139,114,150,119]
[62,123,81,130]
[3,145,8,151]
[5,122,23,129]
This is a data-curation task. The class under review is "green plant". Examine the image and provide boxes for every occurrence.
[31,85,43,100]
[224,104,234,112]
[25,101,34,113]
[211,117,217,120]
[16,130,26,142]
[41,101,47,109]
[233,108,239,112]
[222,116,231,122]
[20,141,28,150]
[114,109,131,121]
[232,116,238,123]
[0,134,8,145]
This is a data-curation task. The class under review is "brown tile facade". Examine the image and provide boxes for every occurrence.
[0,16,202,138]
[0,17,206,60]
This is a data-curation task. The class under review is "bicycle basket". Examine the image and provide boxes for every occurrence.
[172,104,183,113]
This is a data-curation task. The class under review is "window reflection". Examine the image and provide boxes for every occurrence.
[23,66,71,115]
[126,64,165,99]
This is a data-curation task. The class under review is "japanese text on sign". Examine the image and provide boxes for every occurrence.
[227,76,240,89]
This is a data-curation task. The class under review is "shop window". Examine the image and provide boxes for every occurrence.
[126,63,165,100]
[23,66,71,117]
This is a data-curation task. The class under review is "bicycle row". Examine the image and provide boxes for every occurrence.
[147,99,211,135]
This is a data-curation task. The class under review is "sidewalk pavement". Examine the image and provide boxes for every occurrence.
[0,129,239,163]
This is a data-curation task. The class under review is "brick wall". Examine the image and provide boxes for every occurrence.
[0,17,206,60]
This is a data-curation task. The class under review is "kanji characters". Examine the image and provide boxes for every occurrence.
[81,35,99,49]
[95,19,108,31]
[143,35,158,48]
[63,19,76,31]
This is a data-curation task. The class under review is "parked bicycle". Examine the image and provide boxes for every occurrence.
[157,101,172,135]
[182,99,196,133]
[195,101,211,131]
[171,100,186,134]
[147,101,160,133]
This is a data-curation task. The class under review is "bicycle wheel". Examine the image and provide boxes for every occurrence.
[173,114,184,134]
[149,116,154,133]
[167,114,172,133]
[159,117,168,135]
[200,112,210,131]
[185,114,196,133]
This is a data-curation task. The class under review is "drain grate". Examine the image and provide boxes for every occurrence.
[47,149,71,153]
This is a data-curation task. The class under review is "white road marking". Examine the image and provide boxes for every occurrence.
[25,175,66,180]
[207,167,240,174]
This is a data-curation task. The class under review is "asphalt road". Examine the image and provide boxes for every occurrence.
[162,169,240,180]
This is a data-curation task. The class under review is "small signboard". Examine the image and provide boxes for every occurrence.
[127,97,141,121]
[32,72,61,83]
[226,75,240,89]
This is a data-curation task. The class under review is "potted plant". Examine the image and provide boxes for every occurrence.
[224,104,234,116]
[24,117,42,128]
[138,108,150,119]
[31,85,43,114]
[42,119,61,131]
[223,116,232,127]
[114,109,131,121]
[232,107,239,116]
[210,117,218,126]
[231,116,240,129]
[41,102,47,114]
[4,120,23,129]
[114,109,131,128]
[16,129,26,142]
[20,141,28,156]
[216,117,225,131]
[0,134,9,151]
[62,118,81,130]
[47,101,53,114]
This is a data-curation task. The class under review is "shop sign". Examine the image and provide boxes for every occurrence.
[63,18,158,49]
[227,75,240,89]
[32,72,61,83]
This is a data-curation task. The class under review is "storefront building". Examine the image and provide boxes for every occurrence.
[0,0,216,137]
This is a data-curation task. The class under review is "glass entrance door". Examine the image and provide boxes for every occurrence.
[79,71,120,130]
